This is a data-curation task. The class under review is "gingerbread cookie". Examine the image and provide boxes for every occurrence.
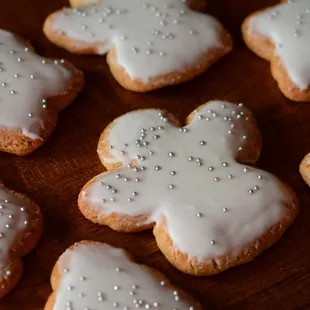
[69,0,207,11]
[0,29,84,155]
[0,184,43,298]
[43,0,232,92]
[78,100,298,276]
[242,0,310,102]
[44,241,202,310]
[300,152,310,186]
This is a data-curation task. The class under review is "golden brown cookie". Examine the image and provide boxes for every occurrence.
[300,152,310,186]
[242,0,310,102]
[0,29,84,155]
[43,0,232,92]
[44,240,202,310]
[78,100,298,276]
[0,184,43,299]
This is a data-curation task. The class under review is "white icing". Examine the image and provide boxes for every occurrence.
[0,29,72,139]
[51,0,226,83]
[82,101,295,262]
[249,0,310,90]
[0,187,29,280]
[54,242,198,309]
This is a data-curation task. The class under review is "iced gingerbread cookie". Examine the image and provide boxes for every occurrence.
[0,29,84,155]
[69,0,207,11]
[43,0,232,92]
[242,0,310,102]
[44,241,202,310]
[0,184,43,298]
[78,100,298,276]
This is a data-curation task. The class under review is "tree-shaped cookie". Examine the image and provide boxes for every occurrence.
[44,241,202,309]
[43,0,232,92]
[78,100,298,276]
[0,29,84,155]
[0,184,43,298]
[242,0,310,102]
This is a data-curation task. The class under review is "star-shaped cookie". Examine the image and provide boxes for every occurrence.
[242,0,310,102]
[0,184,43,298]
[44,241,202,310]
[0,29,84,155]
[78,100,298,275]
[43,0,232,92]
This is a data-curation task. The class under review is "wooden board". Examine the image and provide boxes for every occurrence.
[1,0,310,309]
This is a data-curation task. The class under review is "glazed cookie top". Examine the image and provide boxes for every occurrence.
[53,242,199,309]
[248,0,310,90]
[50,0,227,82]
[0,187,33,279]
[82,101,295,262]
[0,29,72,139]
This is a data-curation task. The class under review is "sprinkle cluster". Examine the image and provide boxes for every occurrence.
[0,42,64,116]
[252,0,310,90]
[0,197,28,284]
[57,243,196,309]
[0,30,72,139]
[266,1,310,40]
[58,0,199,58]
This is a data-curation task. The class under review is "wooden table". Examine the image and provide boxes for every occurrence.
[1,0,310,309]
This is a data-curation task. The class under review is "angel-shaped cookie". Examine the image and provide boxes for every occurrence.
[43,0,232,92]
[0,184,43,298]
[44,241,201,309]
[242,0,310,102]
[78,100,298,275]
[0,29,84,155]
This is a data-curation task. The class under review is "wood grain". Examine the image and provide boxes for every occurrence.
[0,0,310,309]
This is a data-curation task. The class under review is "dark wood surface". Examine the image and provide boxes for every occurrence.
[1,0,310,309]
